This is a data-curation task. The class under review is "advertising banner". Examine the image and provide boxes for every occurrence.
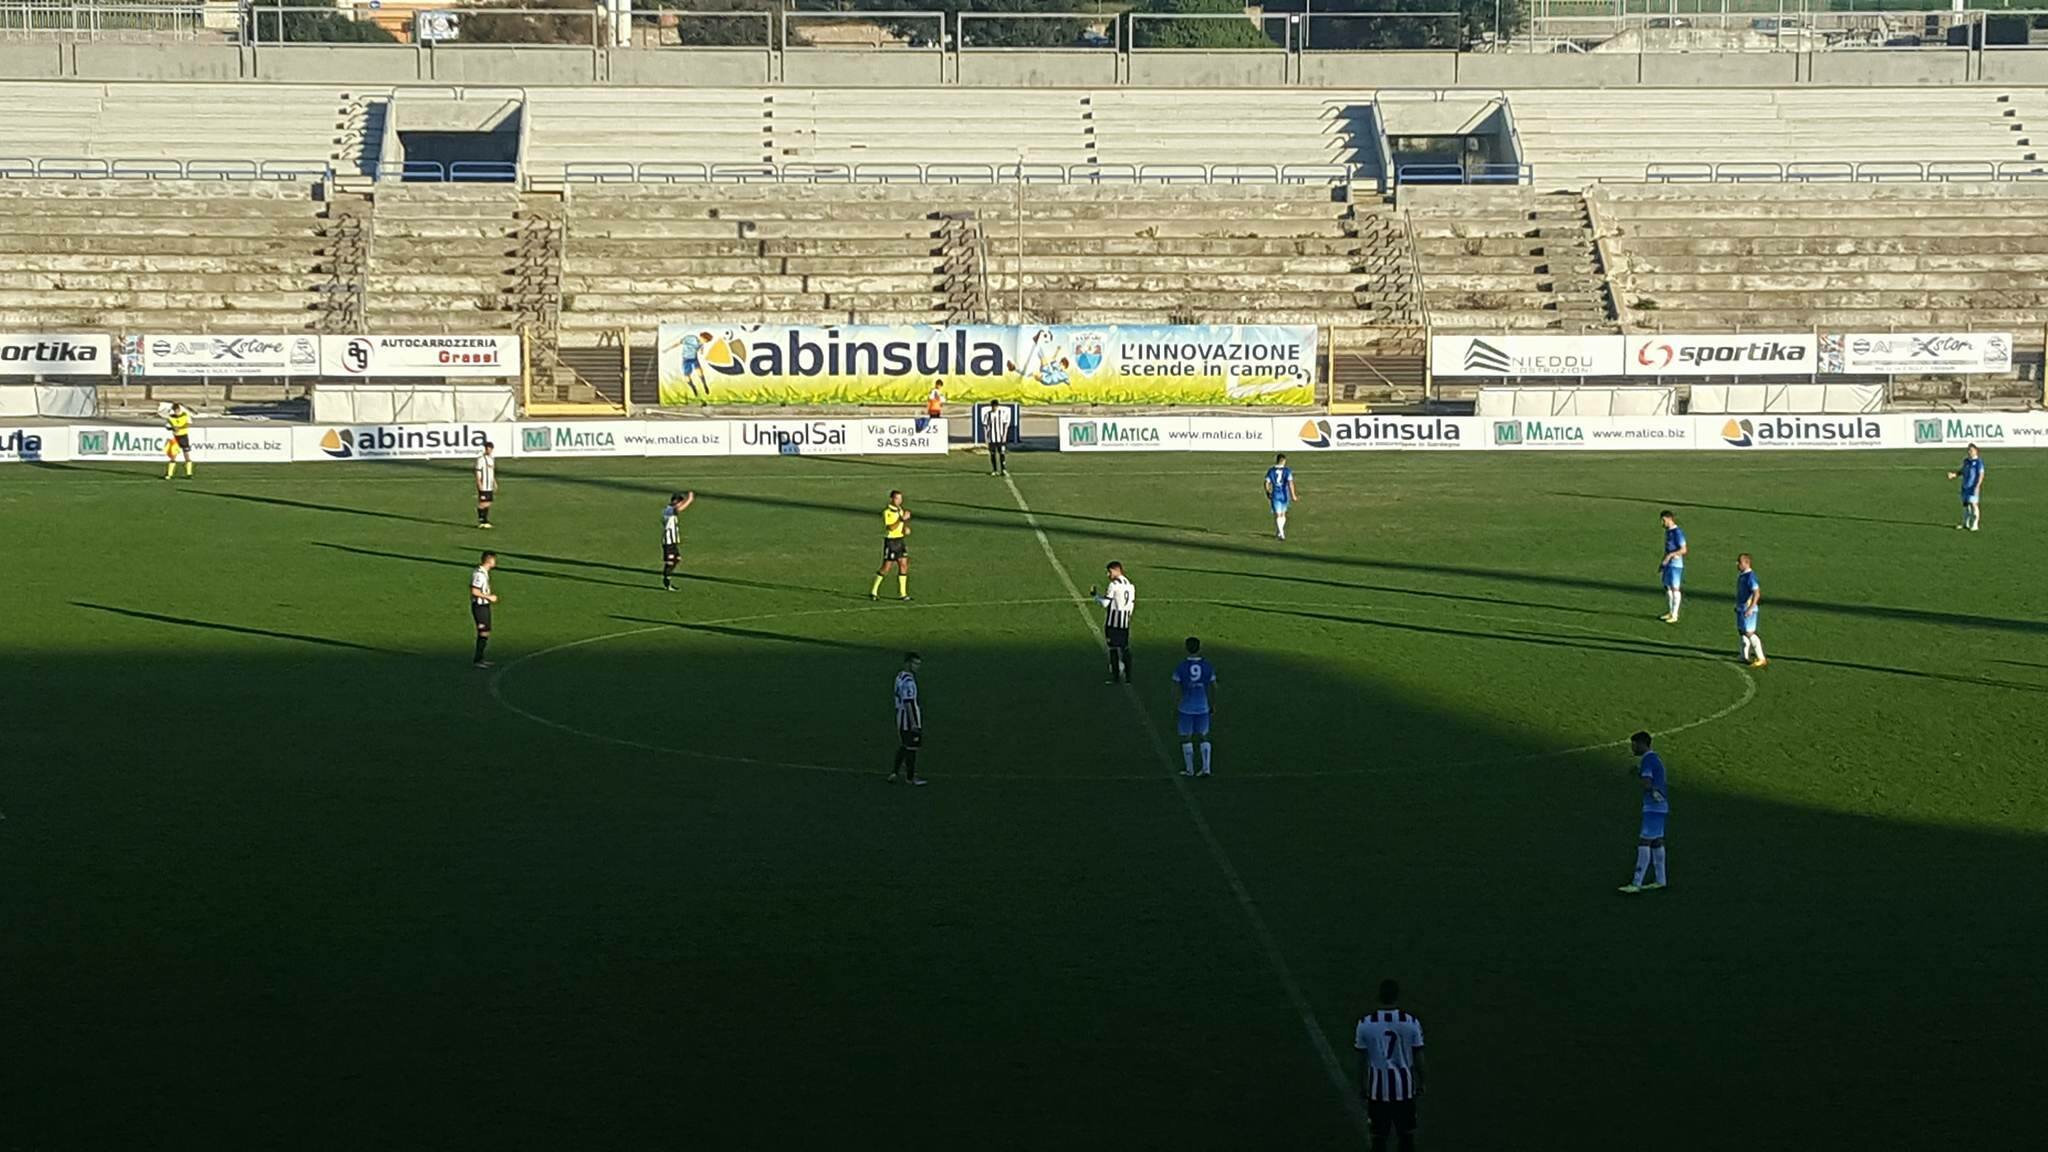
[1431,334,1625,378]
[1903,411,2048,449]
[1625,334,1816,377]
[1486,416,1695,450]
[72,424,293,463]
[1696,414,1888,451]
[291,422,515,461]
[124,334,320,378]
[320,335,520,379]
[726,417,947,457]
[0,425,67,463]
[627,422,733,458]
[1820,332,2012,375]
[657,323,1316,406]
[1288,414,1475,451]
[1060,416,1278,452]
[0,334,110,377]
[511,421,640,458]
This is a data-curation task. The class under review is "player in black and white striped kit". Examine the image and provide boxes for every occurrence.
[1355,979,1427,1152]
[474,441,496,529]
[660,491,694,591]
[1089,561,1136,684]
[469,551,498,669]
[981,403,1014,476]
[888,652,927,785]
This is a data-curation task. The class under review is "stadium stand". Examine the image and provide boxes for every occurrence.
[553,183,1414,336]
[0,81,382,178]
[365,186,558,336]
[1593,182,2048,338]
[1406,186,1616,332]
[0,181,330,333]
[1510,87,2037,189]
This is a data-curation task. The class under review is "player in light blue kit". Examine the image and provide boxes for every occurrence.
[1619,730,1669,893]
[1658,509,1688,624]
[1170,636,1217,777]
[1948,443,1985,532]
[1264,454,1297,540]
[1736,553,1766,668]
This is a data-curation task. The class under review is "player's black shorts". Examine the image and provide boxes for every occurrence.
[882,537,908,563]
[1367,1098,1417,1138]
[663,544,680,564]
[478,488,495,502]
[173,434,191,452]
[898,726,923,750]
[472,602,492,631]
[1105,625,1131,650]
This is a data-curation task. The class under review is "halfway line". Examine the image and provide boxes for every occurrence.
[998,472,1371,1142]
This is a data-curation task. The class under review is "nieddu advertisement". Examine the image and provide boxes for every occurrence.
[656,323,1317,406]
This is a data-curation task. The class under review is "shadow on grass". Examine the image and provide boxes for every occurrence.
[69,601,405,654]
[185,487,450,527]
[1158,563,1617,619]
[609,615,882,653]
[1549,489,1952,530]
[312,542,652,593]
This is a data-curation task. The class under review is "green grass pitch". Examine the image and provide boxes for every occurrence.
[5,448,2043,1150]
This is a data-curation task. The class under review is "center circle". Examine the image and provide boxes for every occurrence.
[491,598,1753,781]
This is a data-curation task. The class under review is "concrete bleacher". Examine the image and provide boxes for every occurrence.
[554,183,1414,336]
[0,81,382,175]
[1510,88,2036,190]
[365,186,536,335]
[1593,182,2048,336]
[0,181,329,332]
[1406,186,1614,332]
[523,87,1376,182]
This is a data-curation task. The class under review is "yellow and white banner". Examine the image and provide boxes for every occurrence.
[657,323,1316,406]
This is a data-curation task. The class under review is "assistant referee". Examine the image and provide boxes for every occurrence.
[870,489,911,601]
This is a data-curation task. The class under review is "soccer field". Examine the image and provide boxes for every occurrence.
[6,448,2044,1150]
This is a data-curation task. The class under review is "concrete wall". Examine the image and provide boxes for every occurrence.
[0,42,63,79]
[611,49,772,86]
[959,51,1119,88]
[1809,48,1972,86]
[73,42,244,81]
[251,46,423,84]
[1300,52,1457,88]
[3,42,2046,89]
[781,50,947,87]
[1127,50,1289,88]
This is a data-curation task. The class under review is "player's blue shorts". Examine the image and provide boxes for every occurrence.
[1177,710,1212,737]
[1270,496,1289,514]
[1639,809,1668,840]
[1737,609,1759,634]
[1963,491,1980,505]
[1661,563,1683,589]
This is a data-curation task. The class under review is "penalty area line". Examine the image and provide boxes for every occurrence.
[998,471,1372,1143]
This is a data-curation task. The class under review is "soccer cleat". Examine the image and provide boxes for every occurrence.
[1197,767,1211,777]
[886,773,900,783]
[1659,613,1676,623]
[1181,767,1194,777]
[472,661,493,670]
[869,593,878,601]
[1749,658,1768,668]
[899,595,911,602]
[1618,884,1644,894]
[910,777,929,786]
[478,523,492,530]
[1643,882,1667,890]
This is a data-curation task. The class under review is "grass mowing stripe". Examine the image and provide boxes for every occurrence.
[1000,470,1374,1142]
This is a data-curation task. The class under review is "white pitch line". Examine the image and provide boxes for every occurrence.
[998,472,1374,1142]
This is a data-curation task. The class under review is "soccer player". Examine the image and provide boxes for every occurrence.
[1619,730,1670,893]
[469,551,498,669]
[1948,443,1985,531]
[475,441,496,529]
[1736,553,1765,668]
[1264,453,1297,540]
[162,402,193,480]
[871,490,912,601]
[981,402,1013,476]
[1658,509,1687,623]
[926,379,945,421]
[1355,979,1426,1152]
[1170,636,1217,777]
[888,651,927,785]
[660,490,695,591]
[1089,561,1136,684]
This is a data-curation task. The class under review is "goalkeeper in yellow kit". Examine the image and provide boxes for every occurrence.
[162,402,194,480]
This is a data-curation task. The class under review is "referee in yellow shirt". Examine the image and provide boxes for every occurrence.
[870,489,912,601]
[162,402,194,480]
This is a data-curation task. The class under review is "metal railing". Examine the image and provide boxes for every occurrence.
[1397,162,1533,186]
[0,0,205,39]
[543,159,1359,187]
[0,155,332,180]
[1641,158,2048,183]
[378,158,519,182]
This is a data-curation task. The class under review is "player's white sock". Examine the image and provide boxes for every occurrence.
[1633,846,1650,886]
[1651,846,1667,885]
[1750,636,1765,661]
[1670,589,1682,618]
[1182,743,1194,774]
[1275,513,1287,539]
[1739,635,1753,661]
[1200,742,1212,774]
